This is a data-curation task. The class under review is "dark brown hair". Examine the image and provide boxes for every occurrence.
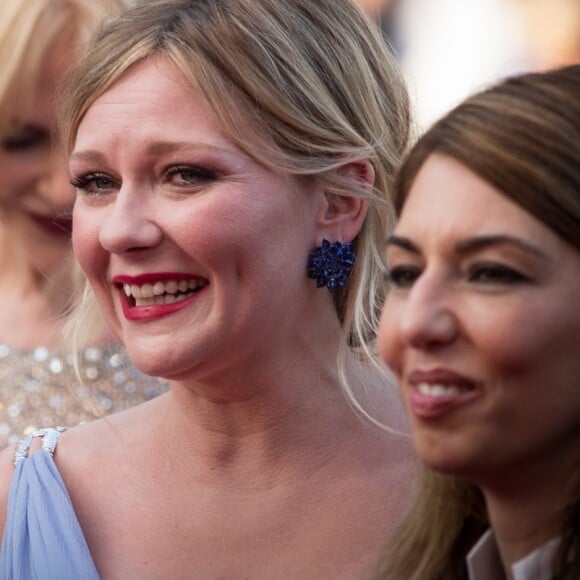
[396,64,580,249]
[378,64,580,580]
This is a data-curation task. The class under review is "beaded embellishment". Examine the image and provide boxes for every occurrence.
[0,343,168,447]
[13,426,67,466]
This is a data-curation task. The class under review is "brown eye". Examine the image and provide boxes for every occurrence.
[387,266,421,289]
[468,263,527,284]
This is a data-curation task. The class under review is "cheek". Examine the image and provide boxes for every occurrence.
[72,207,103,276]
[377,297,403,376]
[0,156,31,200]
[489,329,572,380]
[466,298,579,378]
[182,193,311,270]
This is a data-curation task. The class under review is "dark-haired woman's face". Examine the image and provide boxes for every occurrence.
[378,154,580,487]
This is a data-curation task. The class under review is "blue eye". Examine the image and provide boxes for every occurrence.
[165,165,217,186]
[387,266,422,289]
[468,263,527,284]
[70,173,117,197]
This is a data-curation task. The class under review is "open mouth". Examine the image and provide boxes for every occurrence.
[415,383,472,397]
[120,278,208,307]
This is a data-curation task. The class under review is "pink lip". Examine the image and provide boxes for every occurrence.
[113,272,208,322]
[29,212,73,237]
[406,368,479,420]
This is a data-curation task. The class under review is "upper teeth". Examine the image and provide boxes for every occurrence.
[123,279,205,299]
[417,383,465,397]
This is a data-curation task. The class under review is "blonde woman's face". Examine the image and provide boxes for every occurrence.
[0,37,74,245]
[70,58,327,382]
[378,154,580,487]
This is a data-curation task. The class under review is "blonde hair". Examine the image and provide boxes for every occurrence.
[60,0,411,416]
[1,0,123,349]
[0,0,122,138]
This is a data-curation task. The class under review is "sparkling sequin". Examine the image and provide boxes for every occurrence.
[0,343,168,448]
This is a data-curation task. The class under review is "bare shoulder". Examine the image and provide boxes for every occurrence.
[53,400,160,488]
[54,418,119,476]
[0,444,16,544]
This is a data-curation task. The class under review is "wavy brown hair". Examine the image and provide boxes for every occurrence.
[377,64,580,580]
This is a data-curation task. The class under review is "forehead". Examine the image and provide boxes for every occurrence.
[89,58,197,115]
[396,154,563,252]
[75,57,234,150]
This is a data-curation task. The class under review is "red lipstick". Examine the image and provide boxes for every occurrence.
[113,272,208,321]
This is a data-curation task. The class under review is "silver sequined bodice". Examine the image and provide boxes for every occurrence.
[0,343,168,448]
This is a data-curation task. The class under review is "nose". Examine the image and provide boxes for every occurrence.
[98,186,163,255]
[37,149,75,209]
[398,271,458,349]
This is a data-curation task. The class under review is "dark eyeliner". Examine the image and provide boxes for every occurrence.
[165,165,218,183]
[386,265,422,288]
[70,172,117,195]
[468,263,528,284]
[2,127,49,152]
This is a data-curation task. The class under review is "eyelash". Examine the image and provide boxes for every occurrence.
[2,131,49,152]
[70,165,219,197]
[467,263,528,284]
[70,173,117,197]
[165,165,218,186]
[386,262,528,290]
[386,266,421,289]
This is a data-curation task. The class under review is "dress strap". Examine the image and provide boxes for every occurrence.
[13,426,67,466]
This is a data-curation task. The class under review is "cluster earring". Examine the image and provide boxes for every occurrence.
[307,239,356,292]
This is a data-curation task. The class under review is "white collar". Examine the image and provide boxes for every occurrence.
[467,529,560,580]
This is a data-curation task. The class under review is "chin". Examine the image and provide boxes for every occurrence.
[414,439,479,479]
[126,346,199,382]
[129,355,174,380]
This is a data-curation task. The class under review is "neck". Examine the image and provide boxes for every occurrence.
[480,460,571,575]
[141,353,390,490]
[0,226,73,349]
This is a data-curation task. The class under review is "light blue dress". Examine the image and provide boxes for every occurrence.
[0,428,99,580]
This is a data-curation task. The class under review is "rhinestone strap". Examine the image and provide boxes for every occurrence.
[13,426,67,466]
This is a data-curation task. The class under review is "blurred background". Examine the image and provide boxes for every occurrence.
[357,0,580,130]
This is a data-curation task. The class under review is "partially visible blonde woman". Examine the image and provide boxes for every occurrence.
[0,0,167,449]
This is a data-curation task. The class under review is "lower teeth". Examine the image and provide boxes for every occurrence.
[133,291,194,307]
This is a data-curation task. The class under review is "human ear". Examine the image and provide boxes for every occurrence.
[315,160,373,245]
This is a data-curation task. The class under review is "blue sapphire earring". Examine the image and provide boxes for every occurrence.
[307,239,356,292]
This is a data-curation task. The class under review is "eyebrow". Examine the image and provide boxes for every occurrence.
[455,235,551,261]
[69,150,108,164]
[144,141,218,156]
[385,235,419,253]
[70,141,235,164]
[386,234,551,261]
[10,122,47,134]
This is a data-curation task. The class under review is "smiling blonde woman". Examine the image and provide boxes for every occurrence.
[0,1,413,578]
[0,0,168,449]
